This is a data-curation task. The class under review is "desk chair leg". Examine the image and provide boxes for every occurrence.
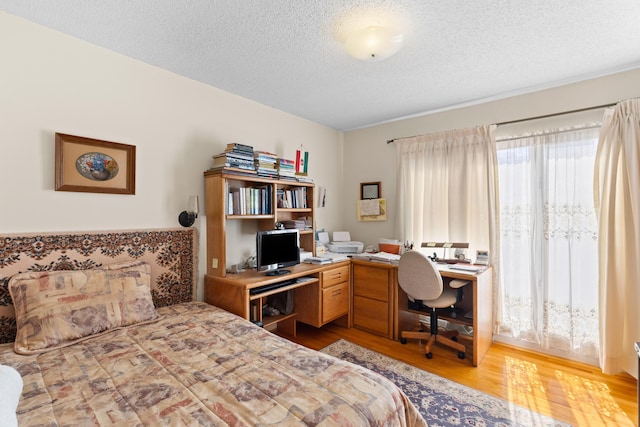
[400,311,467,360]
[400,330,436,359]
[436,334,466,359]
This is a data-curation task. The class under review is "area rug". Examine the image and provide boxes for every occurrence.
[321,339,571,427]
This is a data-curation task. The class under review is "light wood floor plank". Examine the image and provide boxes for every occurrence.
[283,323,638,427]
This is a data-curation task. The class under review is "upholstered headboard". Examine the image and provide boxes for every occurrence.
[0,228,198,344]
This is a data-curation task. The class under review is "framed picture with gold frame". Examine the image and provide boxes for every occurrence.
[55,133,136,194]
[360,181,381,199]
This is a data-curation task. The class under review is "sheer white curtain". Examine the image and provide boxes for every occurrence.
[496,125,600,362]
[394,125,500,285]
[594,99,640,377]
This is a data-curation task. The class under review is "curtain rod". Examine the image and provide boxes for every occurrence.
[494,102,616,126]
[386,101,618,144]
[495,123,603,143]
[386,134,420,144]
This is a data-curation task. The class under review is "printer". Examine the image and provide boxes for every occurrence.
[326,231,364,254]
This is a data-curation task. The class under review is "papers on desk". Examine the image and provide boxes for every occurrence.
[304,253,351,264]
[323,252,350,262]
[446,263,486,273]
[370,252,401,263]
[304,256,333,265]
[352,251,401,264]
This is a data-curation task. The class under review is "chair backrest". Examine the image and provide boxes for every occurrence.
[398,250,443,301]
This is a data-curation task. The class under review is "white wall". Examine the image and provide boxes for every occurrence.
[343,67,640,247]
[5,10,640,297]
[0,13,344,300]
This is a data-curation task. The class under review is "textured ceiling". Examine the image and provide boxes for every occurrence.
[3,1,640,131]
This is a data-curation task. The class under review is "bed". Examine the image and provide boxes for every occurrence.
[0,228,425,426]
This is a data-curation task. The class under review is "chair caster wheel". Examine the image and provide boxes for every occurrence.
[426,352,433,359]
[458,351,465,359]
[451,336,458,342]
[400,337,407,344]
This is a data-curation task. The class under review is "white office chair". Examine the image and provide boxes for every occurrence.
[398,250,469,359]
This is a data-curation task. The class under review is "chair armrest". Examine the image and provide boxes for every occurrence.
[448,279,470,289]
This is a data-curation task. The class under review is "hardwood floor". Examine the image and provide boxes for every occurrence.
[283,322,638,427]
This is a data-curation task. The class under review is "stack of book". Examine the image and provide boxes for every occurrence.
[281,219,306,230]
[253,151,278,178]
[296,175,314,183]
[277,158,296,180]
[210,143,256,174]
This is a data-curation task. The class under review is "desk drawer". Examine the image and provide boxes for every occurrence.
[353,264,389,300]
[353,295,389,337]
[322,282,349,322]
[322,265,350,288]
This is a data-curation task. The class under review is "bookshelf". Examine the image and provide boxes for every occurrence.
[204,169,315,277]
[203,162,350,337]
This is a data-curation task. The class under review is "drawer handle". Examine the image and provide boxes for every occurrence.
[332,289,342,296]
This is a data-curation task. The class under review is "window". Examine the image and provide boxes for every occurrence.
[496,125,600,363]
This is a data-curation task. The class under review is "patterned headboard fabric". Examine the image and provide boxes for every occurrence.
[0,228,198,344]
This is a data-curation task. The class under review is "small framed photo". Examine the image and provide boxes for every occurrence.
[55,133,136,194]
[360,182,381,200]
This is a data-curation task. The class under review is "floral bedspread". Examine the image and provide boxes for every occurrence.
[0,302,426,426]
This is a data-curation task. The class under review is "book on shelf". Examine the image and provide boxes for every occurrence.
[276,187,307,209]
[225,143,254,154]
[252,151,278,177]
[278,158,295,166]
[227,184,272,215]
[213,151,255,163]
[279,175,298,181]
[212,160,255,172]
[256,169,279,178]
[254,150,278,161]
[255,160,277,168]
[277,158,296,173]
[282,219,306,230]
[278,161,297,180]
[209,166,257,176]
[296,176,314,183]
[224,152,255,162]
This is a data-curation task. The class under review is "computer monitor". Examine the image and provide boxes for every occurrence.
[256,229,300,276]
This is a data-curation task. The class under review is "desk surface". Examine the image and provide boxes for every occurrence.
[206,260,350,289]
[348,257,491,280]
[350,254,488,274]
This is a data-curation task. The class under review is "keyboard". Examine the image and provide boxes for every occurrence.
[249,278,297,295]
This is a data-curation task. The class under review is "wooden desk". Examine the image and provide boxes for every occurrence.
[204,261,351,336]
[351,260,397,339]
[351,259,493,366]
[396,264,493,366]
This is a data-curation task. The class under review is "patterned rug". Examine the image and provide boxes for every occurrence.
[321,339,571,427]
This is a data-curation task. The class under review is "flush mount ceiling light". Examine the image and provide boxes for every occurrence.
[344,25,404,61]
